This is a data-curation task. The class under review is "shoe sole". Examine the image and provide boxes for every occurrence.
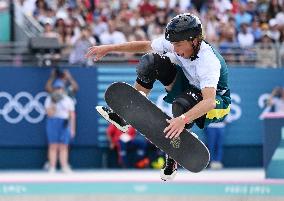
[96,106,129,132]
[160,169,177,181]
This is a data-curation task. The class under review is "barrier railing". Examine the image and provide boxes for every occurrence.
[14,1,43,38]
[0,41,283,67]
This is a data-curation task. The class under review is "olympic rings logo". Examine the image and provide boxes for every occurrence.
[0,91,48,124]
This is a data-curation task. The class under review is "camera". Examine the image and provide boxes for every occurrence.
[54,67,65,79]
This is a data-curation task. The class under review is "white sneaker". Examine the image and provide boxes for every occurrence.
[62,165,73,173]
[96,106,130,132]
[48,167,56,174]
[210,161,223,170]
[160,155,178,181]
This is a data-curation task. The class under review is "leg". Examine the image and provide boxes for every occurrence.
[97,53,178,132]
[46,118,59,172]
[207,127,224,169]
[161,86,205,181]
[131,137,149,168]
[59,144,71,172]
[118,140,129,168]
[205,127,217,161]
[48,143,59,172]
[215,127,225,162]
[135,53,177,95]
[172,87,205,128]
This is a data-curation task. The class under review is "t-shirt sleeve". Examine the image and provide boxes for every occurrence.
[198,54,221,90]
[66,97,75,112]
[151,37,174,54]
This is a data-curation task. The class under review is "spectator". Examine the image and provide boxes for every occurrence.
[275,4,284,27]
[54,18,66,44]
[256,32,277,68]
[205,119,228,170]
[44,79,76,173]
[267,18,281,42]
[107,124,149,168]
[203,8,220,43]
[258,3,269,25]
[33,0,48,21]
[129,11,145,29]
[17,0,37,16]
[267,0,282,20]
[235,3,253,31]
[214,0,233,21]
[45,68,79,100]
[267,87,284,113]
[91,16,108,43]
[42,21,59,38]
[139,0,156,17]
[237,23,254,47]
[246,0,258,19]
[69,26,96,65]
[99,21,127,45]
[249,19,263,43]
[61,24,75,56]
[23,0,284,67]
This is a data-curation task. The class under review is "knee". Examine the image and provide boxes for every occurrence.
[136,53,157,89]
[136,53,177,89]
[172,95,197,117]
[172,90,204,128]
[59,144,68,151]
[49,144,59,151]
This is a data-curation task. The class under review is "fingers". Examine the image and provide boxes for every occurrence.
[165,127,176,138]
[85,46,97,58]
[94,54,103,61]
[165,127,182,139]
[164,118,184,139]
[163,119,172,133]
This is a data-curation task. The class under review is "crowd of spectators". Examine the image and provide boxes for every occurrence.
[16,0,284,66]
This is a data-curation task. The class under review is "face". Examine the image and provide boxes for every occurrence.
[171,40,195,59]
[53,87,64,94]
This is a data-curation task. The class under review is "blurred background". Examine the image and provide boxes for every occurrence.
[0,0,284,200]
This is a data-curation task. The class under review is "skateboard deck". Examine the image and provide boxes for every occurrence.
[104,82,210,172]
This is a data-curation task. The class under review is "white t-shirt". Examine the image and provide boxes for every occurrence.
[100,31,127,45]
[44,95,75,119]
[151,37,221,90]
[237,32,254,47]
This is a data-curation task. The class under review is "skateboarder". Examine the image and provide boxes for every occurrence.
[86,13,231,181]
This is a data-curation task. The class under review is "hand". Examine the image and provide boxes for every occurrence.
[50,69,56,79]
[163,117,186,139]
[63,70,72,80]
[85,45,110,61]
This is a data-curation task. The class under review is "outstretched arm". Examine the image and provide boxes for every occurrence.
[85,41,152,61]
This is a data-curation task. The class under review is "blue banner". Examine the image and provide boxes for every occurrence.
[95,66,284,146]
[0,66,284,146]
[0,67,99,146]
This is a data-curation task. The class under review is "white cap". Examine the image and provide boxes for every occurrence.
[269,18,278,27]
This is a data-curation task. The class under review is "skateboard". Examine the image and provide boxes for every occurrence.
[104,82,210,172]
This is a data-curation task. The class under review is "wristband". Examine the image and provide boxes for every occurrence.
[180,114,190,124]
